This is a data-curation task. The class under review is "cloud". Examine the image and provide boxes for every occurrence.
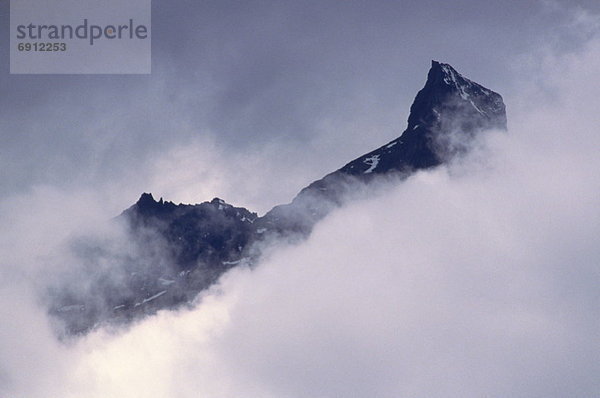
[1,3,600,398]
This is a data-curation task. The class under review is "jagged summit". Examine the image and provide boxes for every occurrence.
[51,61,507,334]
[134,193,227,208]
[133,192,176,216]
[136,192,158,208]
[337,60,506,176]
[131,192,230,216]
[408,60,506,130]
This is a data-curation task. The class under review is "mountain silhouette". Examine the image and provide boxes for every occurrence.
[50,61,506,335]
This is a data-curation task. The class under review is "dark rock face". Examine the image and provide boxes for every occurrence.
[49,194,260,335]
[50,61,506,334]
[263,61,506,234]
[125,194,258,270]
[340,61,506,174]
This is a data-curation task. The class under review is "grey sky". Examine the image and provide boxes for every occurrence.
[2,0,599,212]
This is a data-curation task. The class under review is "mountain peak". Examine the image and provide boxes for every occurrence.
[407,61,506,129]
[430,59,459,77]
[428,60,477,90]
[334,61,506,175]
[130,192,174,217]
[137,192,156,205]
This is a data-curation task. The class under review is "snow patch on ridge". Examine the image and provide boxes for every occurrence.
[440,64,488,115]
[363,155,380,174]
[134,290,167,307]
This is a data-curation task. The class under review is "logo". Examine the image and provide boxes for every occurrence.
[10,0,151,74]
